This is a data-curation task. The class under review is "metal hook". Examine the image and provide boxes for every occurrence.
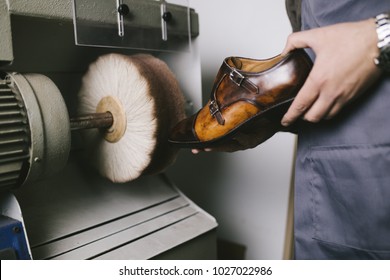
[160,0,169,41]
[117,0,129,37]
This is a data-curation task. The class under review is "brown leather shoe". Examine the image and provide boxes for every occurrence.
[168,49,312,149]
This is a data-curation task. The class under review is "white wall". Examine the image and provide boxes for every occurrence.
[167,0,296,259]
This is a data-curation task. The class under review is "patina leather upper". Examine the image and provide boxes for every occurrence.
[169,49,312,148]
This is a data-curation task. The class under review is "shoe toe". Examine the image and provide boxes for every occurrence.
[168,113,199,144]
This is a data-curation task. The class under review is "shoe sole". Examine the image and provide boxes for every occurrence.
[168,97,294,149]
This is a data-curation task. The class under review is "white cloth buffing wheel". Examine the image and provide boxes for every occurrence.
[78,53,185,183]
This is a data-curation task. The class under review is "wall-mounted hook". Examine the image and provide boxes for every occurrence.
[160,0,169,41]
[162,11,172,22]
[118,3,130,16]
[117,0,129,37]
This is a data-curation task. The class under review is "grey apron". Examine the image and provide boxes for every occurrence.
[294,0,390,259]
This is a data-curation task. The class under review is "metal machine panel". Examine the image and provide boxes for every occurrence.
[95,211,217,260]
[15,156,180,247]
[14,156,217,259]
[52,205,197,259]
[0,0,215,260]
[31,196,190,259]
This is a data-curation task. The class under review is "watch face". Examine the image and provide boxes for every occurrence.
[378,45,390,72]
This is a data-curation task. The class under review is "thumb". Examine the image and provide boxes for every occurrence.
[282,31,312,55]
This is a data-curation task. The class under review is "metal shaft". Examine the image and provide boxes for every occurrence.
[70,112,113,131]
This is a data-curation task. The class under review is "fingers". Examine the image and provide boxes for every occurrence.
[281,75,319,126]
[281,31,320,125]
[304,93,342,122]
[191,148,212,154]
[282,30,313,55]
[281,70,349,126]
[323,102,343,120]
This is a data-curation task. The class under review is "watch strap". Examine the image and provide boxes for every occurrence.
[374,12,390,72]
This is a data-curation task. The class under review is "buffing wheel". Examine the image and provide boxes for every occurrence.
[78,53,185,183]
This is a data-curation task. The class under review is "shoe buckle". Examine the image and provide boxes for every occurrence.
[229,69,245,86]
[209,100,225,125]
[209,100,220,116]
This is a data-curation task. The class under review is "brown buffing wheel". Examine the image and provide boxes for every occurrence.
[78,53,185,183]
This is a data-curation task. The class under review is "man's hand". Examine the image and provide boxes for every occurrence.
[281,18,382,126]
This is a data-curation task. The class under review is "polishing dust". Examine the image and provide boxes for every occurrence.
[78,53,186,183]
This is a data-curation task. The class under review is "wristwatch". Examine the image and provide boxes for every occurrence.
[374,12,390,72]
